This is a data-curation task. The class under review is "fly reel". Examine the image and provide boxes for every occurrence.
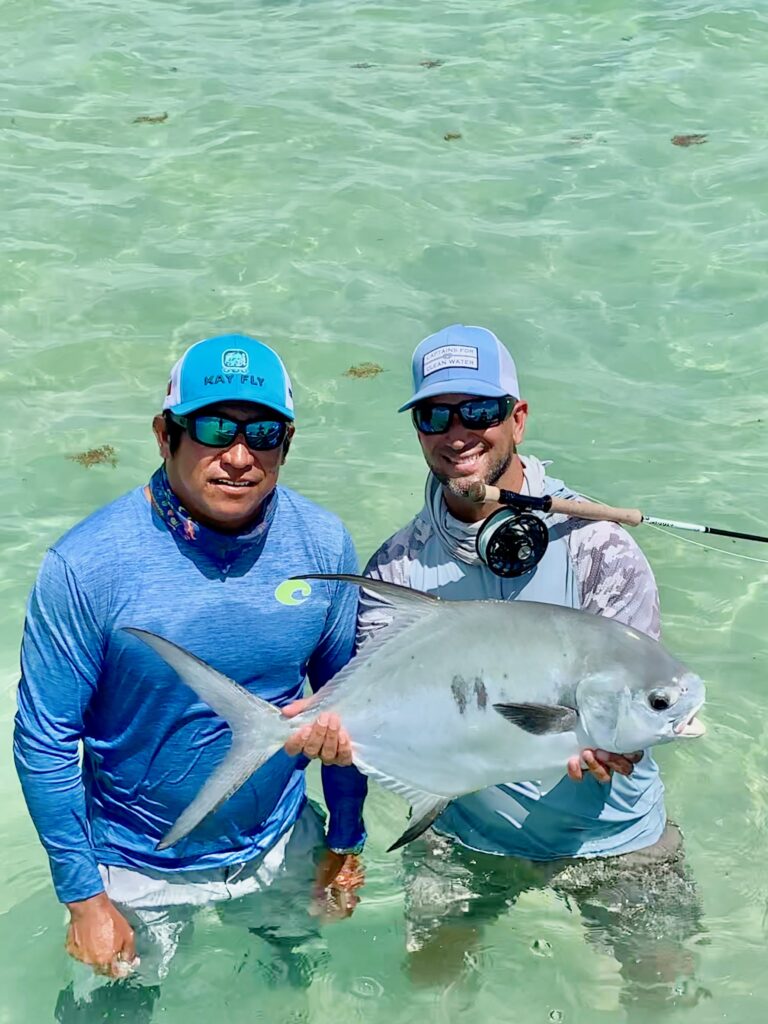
[476,508,549,578]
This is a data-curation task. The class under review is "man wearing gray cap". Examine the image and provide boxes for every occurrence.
[357,324,702,1007]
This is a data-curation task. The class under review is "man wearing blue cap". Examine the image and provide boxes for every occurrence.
[14,334,367,1015]
[358,324,701,1005]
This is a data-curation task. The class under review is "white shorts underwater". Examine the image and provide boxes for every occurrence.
[69,801,325,1001]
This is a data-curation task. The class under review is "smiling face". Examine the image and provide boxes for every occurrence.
[153,401,294,532]
[415,392,529,510]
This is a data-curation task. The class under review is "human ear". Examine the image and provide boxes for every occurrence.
[280,423,296,464]
[280,424,295,465]
[511,400,529,446]
[153,414,172,460]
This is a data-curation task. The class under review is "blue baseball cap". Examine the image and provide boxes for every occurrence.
[162,334,295,419]
[398,324,520,412]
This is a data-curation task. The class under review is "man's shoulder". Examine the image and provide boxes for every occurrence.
[275,488,355,570]
[52,488,147,566]
[566,514,652,568]
[276,485,350,539]
[363,510,433,582]
[565,515,660,638]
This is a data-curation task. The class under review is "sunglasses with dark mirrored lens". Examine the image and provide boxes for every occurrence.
[169,412,288,451]
[411,396,515,435]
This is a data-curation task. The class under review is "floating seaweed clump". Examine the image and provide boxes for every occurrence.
[68,445,118,468]
[344,363,384,379]
[133,112,169,124]
[671,133,707,147]
[444,132,462,142]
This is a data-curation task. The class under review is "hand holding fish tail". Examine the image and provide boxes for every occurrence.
[311,851,365,921]
[281,700,354,766]
[567,749,644,783]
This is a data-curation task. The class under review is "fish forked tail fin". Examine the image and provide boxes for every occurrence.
[123,627,289,850]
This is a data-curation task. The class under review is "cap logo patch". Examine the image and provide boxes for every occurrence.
[423,345,478,377]
[222,349,249,373]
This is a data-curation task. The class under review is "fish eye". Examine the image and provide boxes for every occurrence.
[648,688,677,712]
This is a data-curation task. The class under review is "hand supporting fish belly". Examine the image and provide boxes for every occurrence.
[280,701,354,766]
[279,704,639,782]
[123,575,705,853]
[567,748,644,783]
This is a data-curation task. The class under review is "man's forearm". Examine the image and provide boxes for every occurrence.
[322,763,368,853]
[13,723,104,903]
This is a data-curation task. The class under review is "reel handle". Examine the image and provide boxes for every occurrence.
[469,483,643,528]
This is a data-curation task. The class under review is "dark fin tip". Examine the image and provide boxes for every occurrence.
[387,799,449,852]
[493,702,578,735]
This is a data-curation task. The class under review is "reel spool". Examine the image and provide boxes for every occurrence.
[476,508,549,578]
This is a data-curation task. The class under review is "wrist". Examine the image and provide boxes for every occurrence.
[327,840,365,857]
[66,891,109,918]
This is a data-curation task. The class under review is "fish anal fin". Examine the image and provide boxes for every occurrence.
[493,702,578,735]
[388,796,450,852]
[353,762,451,854]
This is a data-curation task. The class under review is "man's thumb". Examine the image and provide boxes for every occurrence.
[281,696,315,719]
[117,919,138,964]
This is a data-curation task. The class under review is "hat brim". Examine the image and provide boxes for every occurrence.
[398,379,510,412]
[167,396,295,420]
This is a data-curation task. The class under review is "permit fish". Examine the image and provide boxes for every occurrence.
[124,574,705,852]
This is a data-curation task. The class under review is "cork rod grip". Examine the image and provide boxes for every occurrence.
[547,496,643,527]
[471,484,643,528]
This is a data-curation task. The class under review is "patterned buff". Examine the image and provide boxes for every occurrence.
[148,465,277,553]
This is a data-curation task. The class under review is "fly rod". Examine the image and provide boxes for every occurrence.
[466,482,768,545]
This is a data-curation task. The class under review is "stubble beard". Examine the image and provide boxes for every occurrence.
[433,445,515,499]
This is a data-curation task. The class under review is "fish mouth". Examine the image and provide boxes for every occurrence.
[674,700,706,739]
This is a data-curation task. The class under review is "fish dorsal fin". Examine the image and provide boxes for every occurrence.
[288,574,440,714]
[355,761,450,851]
[294,574,439,607]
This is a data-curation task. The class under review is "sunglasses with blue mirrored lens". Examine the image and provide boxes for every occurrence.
[411,396,515,435]
[169,412,288,451]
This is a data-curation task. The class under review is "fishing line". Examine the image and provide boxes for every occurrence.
[577,491,768,566]
[640,521,768,566]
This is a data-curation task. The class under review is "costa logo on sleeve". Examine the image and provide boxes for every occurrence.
[423,345,478,377]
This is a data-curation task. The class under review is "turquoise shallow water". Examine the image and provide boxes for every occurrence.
[2,0,768,1021]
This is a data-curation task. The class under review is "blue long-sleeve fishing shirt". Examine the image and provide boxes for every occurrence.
[14,483,367,904]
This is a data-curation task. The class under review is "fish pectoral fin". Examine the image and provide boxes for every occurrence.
[493,702,578,735]
[387,791,451,852]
